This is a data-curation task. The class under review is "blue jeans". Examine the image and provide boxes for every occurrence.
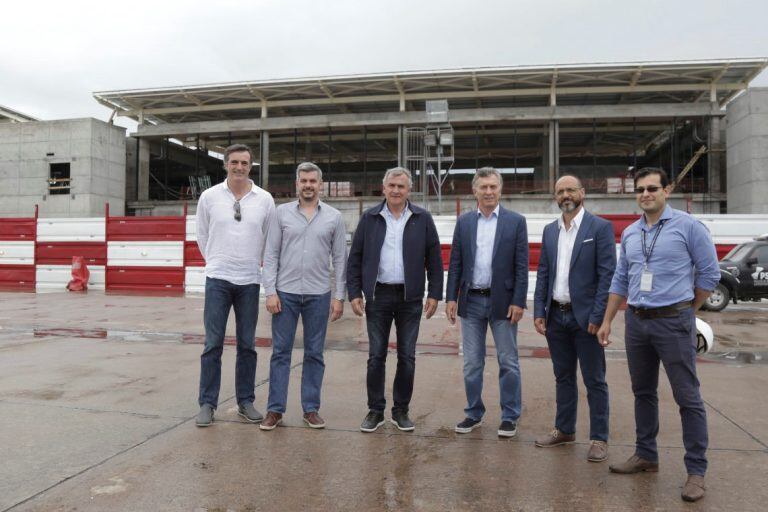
[267,290,331,414]
[545,308,609,441]
[625,307,708,476]
[460,293,522,422]
[365,283,423,414]
[198,277,260,409]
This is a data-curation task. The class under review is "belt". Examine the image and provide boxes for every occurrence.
[376,282,404,289]
[551,300,572,311]
[629,301,692,319]
[468,288,491,296]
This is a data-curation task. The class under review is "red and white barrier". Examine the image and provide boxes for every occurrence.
[0,206,765,296]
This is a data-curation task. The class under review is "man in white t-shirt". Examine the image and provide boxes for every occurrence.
[195,144,275,427]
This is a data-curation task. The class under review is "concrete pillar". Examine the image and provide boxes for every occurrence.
[138,138,150,201]
[397,125,404,167]
[260,131,269,189]
[708,115,723,194]
[547,121,559,192]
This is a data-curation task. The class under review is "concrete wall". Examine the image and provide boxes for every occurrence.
[0,118,126,218]
[726,87,768,213]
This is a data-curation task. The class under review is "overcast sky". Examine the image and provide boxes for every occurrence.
[2,0,766,131]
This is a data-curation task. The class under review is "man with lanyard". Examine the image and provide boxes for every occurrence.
[260,162,347,430]
[598,168,719,502]
[533,175,616,460]
[347,167,443,433]
[195,144,275,427]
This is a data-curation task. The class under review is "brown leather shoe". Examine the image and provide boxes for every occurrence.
[587,440,608,462]
[535,428,576,447]
[609,454,659,474]
[259,411,282,431]
[681,475,706,502]
[303,411,326,429]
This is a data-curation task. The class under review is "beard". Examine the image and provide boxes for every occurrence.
[558,198,581,213]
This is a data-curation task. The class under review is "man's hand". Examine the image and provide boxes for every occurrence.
[507,305,524,324]
[266,294,281,314]
[597,322,611,347]
[424,298,438,319]
[350,297,365,317]
[446,301,458,325]
[329,299,344,322]
[534,317,546,335]
[588,322,599,335]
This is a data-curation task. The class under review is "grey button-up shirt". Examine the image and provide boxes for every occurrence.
[263,200,347,300]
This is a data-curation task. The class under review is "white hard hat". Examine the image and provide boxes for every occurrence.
[695,317,714,354]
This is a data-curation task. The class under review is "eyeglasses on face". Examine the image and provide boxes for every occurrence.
[233,201,242,221]
[634,185,662,194]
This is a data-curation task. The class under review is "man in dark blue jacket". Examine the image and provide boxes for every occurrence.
[533,175,616,462]
[446,167,529,438]
[347,167,443,433]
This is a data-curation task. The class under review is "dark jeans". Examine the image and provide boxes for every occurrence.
[365,283,422,414]
[625,306,708,475]
[267,290,331,414]
[198,277,260,409]
[545,308,609,441]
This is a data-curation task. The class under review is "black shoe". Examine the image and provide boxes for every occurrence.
[360,411,385,433]
[498,420,518,438]
[390,410,415,431]
[455,417,482,434]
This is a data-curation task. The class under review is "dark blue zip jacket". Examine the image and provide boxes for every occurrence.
[347,200,443,302]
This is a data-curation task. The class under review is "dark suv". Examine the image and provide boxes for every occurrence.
[703,235,768,311]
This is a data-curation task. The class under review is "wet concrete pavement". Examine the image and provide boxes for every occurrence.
[0,291,766,511]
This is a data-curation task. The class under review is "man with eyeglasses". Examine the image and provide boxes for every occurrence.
[533,175,616,461]
[195,144,275,427]
[597,168,719,502]
[260,162,347,430]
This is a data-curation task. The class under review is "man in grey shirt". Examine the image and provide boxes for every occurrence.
[260,162,347,430]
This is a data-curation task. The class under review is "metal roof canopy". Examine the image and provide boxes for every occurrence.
[0,104,38,123]
[93,59,767,133]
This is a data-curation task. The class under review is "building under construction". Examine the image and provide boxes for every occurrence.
[2,58,768,219]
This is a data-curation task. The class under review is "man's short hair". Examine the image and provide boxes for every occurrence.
[472,167,503,189]
[382,167,412,188]
[223,144,254,164]
[296,162,323,181]
[555,174,584,190]
[634,167,669,188]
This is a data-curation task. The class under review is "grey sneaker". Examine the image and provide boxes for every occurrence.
[196,404,214,427]
[390,410,415,432]
[360,411,385,433]
[238,402,264,423]
[455,417,482,434]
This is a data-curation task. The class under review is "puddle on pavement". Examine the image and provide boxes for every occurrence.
[702,350,768,365]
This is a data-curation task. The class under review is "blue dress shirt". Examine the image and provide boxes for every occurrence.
[609,205,720,308]
[472,206,499,288]
[377,202,412,284]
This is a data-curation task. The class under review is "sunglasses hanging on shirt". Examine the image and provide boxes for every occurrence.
[233,200,242,222]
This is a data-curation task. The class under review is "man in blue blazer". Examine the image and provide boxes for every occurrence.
[533,175,616,462]
[446,167,528,438]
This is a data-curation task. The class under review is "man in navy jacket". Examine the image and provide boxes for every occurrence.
[347,167,443,433]
[446,167,529,438]
[533,175,616,462]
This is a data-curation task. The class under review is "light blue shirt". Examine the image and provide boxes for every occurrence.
[609,205,720,308]
[472,205,499,288]
[377,203,412,284]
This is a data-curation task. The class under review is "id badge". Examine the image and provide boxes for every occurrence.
[640,270,653,292]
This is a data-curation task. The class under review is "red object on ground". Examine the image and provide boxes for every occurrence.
[66,256,90,291]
